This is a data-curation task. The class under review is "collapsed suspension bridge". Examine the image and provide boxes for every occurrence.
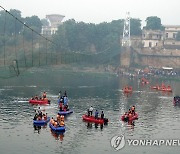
[0,6,121,79]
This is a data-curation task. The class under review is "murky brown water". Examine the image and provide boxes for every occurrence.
[0,67,180,154]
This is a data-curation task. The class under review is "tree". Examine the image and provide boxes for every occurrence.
[63,19,79,51]
[23,26,39,41]
[110,19,124,35]
[0,9,23,35]
[41,18,49,26]
[130,18,142,35]
[53,25,69,52]
[24,16,42,33]
[52,18,141,54]
[145,16,164,30]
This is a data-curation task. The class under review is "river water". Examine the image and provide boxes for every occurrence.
[0,67,180,154]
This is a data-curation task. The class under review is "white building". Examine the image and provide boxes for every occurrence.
[164,25,180,39]
[164,25,180,49]
[142,29,164,48]
[41,14,65,36]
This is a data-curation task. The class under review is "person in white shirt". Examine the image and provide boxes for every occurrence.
[89,106,93,116]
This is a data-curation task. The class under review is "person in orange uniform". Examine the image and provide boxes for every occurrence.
[43,92,47,98]
[59,101,63,111]
[128,113,132,122]
[44,97,48,102]
[54,121,58,127]
[59,115,65,127]
[131,106,135,115]
[50,117,55,125]
[60,120,65,127]
[57,114,61,125]
[60,115,65,122]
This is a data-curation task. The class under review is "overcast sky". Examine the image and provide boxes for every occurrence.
[1,0,180,26]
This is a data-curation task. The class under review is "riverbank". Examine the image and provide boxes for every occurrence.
[21,64,180,81]
[1,63,180,82]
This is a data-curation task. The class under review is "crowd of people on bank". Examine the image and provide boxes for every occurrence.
[117,67,180,79]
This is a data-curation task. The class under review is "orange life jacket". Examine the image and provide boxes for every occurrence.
[60,121,65,127]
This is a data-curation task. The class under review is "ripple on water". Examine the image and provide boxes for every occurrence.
[0,76,180,154]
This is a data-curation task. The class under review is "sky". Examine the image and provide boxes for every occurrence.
[1,0,180,26]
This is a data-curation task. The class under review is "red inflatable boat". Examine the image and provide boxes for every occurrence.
[123,86,133,93]
[29,99,50,105]
[121,112,138,122]
[82,114,108,124]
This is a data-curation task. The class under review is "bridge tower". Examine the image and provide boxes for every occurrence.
[122,12,131,47]
[120,12,132,67]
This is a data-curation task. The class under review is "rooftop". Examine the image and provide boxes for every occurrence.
[46,14,65,25]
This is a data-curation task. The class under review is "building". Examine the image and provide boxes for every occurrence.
[142,29,164,48]
[164,25,180,39]
[164,25,180,49]
[41,14,65,36]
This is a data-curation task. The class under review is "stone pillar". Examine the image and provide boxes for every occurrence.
[120,46,131,67]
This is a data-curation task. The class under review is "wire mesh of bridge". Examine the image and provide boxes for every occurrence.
[0,6,121,79]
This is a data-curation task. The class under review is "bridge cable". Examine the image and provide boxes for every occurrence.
[14,18,17,60]
[31,30,34,67]
[3,10,7,66]
[22,25,27,67]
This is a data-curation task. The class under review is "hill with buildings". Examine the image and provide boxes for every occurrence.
[0,9,180,70]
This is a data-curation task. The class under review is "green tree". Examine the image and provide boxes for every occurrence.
[0,9,23,35]
[52,18,141,55]
[53,25,69,52]
[24,16,42,33]
[64,19,79,51]
[145,16,164,30]
[41,18,49,26]
[23,26,39,41]
[130,18,142,35]
[110,19,124,35]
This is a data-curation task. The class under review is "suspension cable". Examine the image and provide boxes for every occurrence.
[0,5,116,68]
[32,30,34,67]
[38,36,41,66]
[22,25,27,67]
[3,10,7,66]
[46,38,47,65]
[14,18,17,60]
